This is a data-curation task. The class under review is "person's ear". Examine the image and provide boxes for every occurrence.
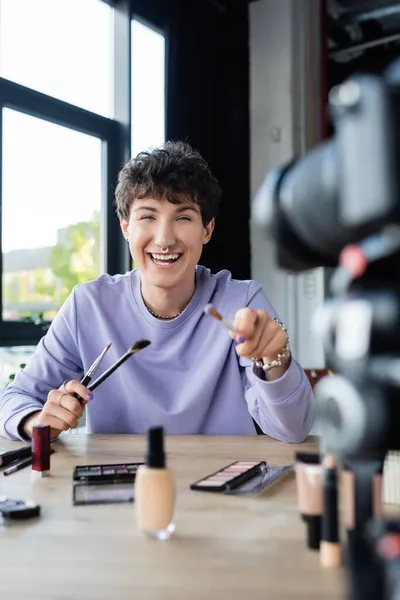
[203,218,215,244]
[120,218,129,241]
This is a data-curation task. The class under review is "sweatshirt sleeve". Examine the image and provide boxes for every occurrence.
[0,289,83,441]
[241,283,315,443]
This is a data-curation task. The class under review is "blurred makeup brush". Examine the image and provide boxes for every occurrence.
[88,340,151,392]
[320,453,341,569]
[204,305,246,345]
[204,304,237,333]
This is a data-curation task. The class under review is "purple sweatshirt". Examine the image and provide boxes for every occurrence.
[0,266,314,442]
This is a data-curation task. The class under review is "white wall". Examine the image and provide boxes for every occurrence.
[249,0,326,368]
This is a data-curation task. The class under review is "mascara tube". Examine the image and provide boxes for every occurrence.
[320,457,341,568]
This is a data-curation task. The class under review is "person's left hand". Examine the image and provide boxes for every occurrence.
[232,308,290,380]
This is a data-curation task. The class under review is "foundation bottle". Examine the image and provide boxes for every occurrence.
[295,453,323,550]
[135,426,175,540]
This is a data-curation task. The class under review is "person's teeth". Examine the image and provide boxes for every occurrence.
[151,254,179,261]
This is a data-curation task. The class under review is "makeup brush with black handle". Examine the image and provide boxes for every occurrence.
[88,340,151,392]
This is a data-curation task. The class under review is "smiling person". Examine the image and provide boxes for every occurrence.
[0,141,314,442]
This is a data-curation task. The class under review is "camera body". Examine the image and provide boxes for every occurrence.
[253,57,400,600]
[253,66,400,271]
[253,60,400,459]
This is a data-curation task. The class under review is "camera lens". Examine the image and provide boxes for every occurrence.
[315,375,388,457]
[325,395,342,431]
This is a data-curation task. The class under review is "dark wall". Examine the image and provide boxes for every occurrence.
[131,0,251,280]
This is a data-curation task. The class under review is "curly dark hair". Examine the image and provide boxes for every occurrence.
[114,141,221,226]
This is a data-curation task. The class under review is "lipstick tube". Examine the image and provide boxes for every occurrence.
[32,424,51,478]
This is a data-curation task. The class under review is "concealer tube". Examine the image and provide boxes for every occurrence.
[320,455,341,568]
[295,453,323,550]
[135,426,175,540]
[341,460,383,533]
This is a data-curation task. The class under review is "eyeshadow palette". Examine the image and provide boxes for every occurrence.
[225,464,294,495]
[73,483,135,506]
[73,462,144,484]
[190,460,267,492]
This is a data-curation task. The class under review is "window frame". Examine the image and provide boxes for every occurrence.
[0,0,132,346]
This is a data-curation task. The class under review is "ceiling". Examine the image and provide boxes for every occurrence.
[327,0,400,65]
[209,0,400,79]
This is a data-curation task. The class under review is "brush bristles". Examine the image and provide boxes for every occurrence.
[86,341,113,376]
[130,339,151,353]
[204,304,222,321]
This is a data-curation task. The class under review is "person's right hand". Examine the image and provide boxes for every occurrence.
[23,380,93,439]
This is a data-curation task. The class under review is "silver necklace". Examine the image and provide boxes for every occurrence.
[144,301,183,320]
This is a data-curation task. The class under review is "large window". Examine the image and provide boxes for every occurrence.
[131,19,165,157]
[0,0,130,346]
[0,0,114,117]
[2,109,103,321]
[0,346,35,392]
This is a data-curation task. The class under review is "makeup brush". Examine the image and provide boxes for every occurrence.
[80,341,112,386]
[88,340,151,392]
[204,304,246,343]
[204,304,236,332]
[72,341,112,403]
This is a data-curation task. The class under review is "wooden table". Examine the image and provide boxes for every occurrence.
[0,435,345,600]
